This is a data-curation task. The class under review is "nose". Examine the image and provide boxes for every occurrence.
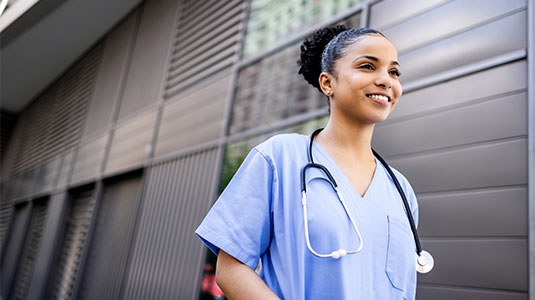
[375,70,392,89]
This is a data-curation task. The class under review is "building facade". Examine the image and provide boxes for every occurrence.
[1,0,533,299]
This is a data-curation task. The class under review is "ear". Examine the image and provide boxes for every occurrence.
[318,72,334,97]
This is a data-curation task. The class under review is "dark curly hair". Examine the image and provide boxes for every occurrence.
[297,25,385,93]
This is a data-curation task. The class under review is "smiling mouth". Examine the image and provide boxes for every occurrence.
[367,94,391,103]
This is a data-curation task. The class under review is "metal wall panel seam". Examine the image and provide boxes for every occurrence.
[118,168,154,300]
[126,162,172,299]
[391,1,527,56]
[221,0,249,140]
[402,49,527,94]
[361,0,370,28]
[26,192,68,299]
[158,157,191,299]
[101,7,144,180]
[0,202,32,299]
[527,0,534,298]
[370,0,450,30]
[417,282,528,295]
[69,182,103,299]
[179,154,205,299]
[145,0,184,171]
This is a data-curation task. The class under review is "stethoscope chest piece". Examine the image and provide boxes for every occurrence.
[415,250,434,274]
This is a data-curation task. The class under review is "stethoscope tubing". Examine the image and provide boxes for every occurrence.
[303,128,423,256]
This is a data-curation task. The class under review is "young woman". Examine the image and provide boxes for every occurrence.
[196,25,422,299]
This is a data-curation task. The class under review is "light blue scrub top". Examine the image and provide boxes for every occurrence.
[196,133,418,299]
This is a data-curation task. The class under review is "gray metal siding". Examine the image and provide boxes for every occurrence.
[370,1,528,298]
[123,147,220,300]
[104,111,157,175]
[0,203,31,299]
[155,75,231,158]
[9,199,49,300]
[117,0,179,121]
[164,0,245,99]
[78,176,142,300]
[71,134,109,184]
[48,190,96,300]
[27,193,69,300]
[82,11,140,138]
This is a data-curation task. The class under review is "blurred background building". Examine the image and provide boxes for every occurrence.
[0,0,533,299]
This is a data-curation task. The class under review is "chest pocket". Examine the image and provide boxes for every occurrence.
[386,215,416,298]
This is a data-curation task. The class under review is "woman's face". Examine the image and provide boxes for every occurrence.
[325,34,402,125]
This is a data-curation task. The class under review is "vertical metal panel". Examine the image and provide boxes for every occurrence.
[123,147,220,300]
[78,176,142,300]
[82,10,140,137]
[56,151,75,189]
[105,111,156,175]
[27,192,69,300]
[155,75,231,157]
[117,0,179,121]
[0,203,31,299]
[48,190,96,300]
[164,0,246,98]
[9,199,49,300]
[527,1,535,299]
[0,198,14,251]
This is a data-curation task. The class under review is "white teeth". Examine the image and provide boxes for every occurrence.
[368,94,389,102]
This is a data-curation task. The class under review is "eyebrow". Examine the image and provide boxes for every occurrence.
[353,55,400,67]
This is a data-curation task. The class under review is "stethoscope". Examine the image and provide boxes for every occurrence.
[301,128,434,273]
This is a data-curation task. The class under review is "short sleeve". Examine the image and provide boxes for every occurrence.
[195,148,275,269]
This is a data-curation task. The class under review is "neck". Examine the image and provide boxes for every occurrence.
[317,120,375,160]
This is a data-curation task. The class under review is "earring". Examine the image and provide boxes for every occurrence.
[326,90,331,96]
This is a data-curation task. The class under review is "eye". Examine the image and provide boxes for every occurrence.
[389,69,401,77]
[358,63,375,70]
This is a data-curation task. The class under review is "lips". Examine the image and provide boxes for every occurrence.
[367,93,391,103]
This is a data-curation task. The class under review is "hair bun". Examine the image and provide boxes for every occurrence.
[297,24,348,91]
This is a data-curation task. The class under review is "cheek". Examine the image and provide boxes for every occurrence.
[393,82,403,101]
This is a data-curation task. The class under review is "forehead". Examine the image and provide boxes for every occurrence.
[343,34,398,62]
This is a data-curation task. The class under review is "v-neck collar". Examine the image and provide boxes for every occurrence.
[310,140,378,200]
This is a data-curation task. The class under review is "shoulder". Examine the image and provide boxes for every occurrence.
[254,133,308,157]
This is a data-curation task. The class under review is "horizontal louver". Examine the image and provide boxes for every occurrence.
[164,0,245,99]
[7,43,103,178]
